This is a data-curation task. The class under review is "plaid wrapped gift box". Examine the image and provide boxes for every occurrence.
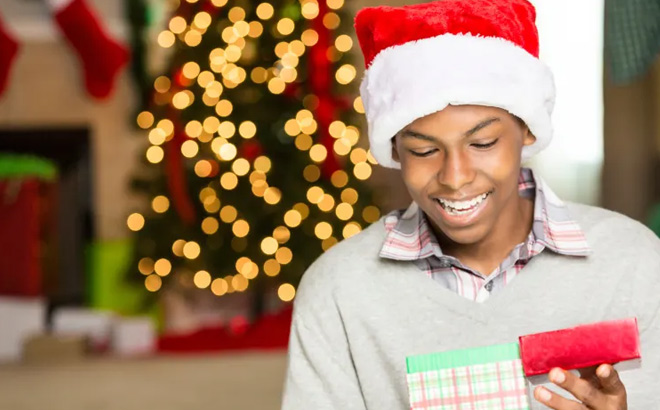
[406,343,531,410]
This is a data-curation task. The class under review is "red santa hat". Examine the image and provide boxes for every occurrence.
[355,0,555,169]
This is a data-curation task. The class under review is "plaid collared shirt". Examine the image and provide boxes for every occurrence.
[379,168,591,303]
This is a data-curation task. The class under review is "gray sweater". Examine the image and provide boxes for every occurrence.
[281,203,660,409]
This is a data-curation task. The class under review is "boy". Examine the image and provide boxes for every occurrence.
[282,1,660,409]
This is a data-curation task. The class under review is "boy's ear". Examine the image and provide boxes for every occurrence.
[522,127,537,147]
[391,138,401,163]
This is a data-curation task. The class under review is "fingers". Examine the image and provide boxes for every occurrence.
[534,386,586,410]
[595,364,627,396]
[548,368,607,408]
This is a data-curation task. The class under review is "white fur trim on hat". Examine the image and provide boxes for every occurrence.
[359,33,556,169]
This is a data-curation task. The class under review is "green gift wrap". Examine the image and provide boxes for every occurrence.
[406,343,530,410]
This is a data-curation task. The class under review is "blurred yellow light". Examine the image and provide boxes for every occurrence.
[232,219,250,237]
[194,12,212,29]
[249,171,267,184]
[210,48,226,64]
[183,241,201,259]
[202,217,219,234]
[211,0,228,7]
[350,148,368,164]
[288,41,304,57]
[256,3,275,20]
[321,237,338,251]
[331,170,349,188]
[254,156,272,173]
[185,120,203,138]
[294,202,310,219]
[149,128,166,145]
[278,283,296,302]
[157,31,175,48]
[154,258,172,277]
[335,35,353,52]
[172,91,192,109]
[219,143,238,161]
[232,158,250,176]
[309,144,328,162]
[221,26,239,44]
[345,126,360,146]
[169,16,187,34]
[203,197,221,213]
[275,247,293,264]
[203,116,221,134]
[336,64,357,85]
[251,67,268,84]
[172,239,186,256]
[295,134,313,151]
[318,194,335,212]
[152,195,170,213]
[252,180,268,197]
[333,138,351,156]
[137,111,154,129]
[145,274,162,292]
[335,202,353,221]
[284,210,302,228]
[268,78,286,94]
[232,275,249,292]
[127,213,145,231]
[327,0,345,9]
[215,99,233,117]
[138,257,154,275]
[220,205,238,223]
[301,29,319,46]
[218,121,236,139]
[323,13,340,29]
[146,146,164,164]
[277,18,294,35]
[194,270,212,289]
[239,121,257,139]
[303,164,320,182]
[353,96,365,114]
[261,237,279,255]
[367,150,379,165]
[220,172,239,190]
[154,76,171,93]
[314,222,333,240]
[236,257,250,272]
[183,61,201,79]
[301,1,320,19]
[264,187,282,205]
[240,261,259,279]
[158,119,174,136]
[195,159,213,178]
[184,30,202,47]
[362,205,381,223]
[181,140,199,158]
[211,278,229,296]
[343,222,362,239]
[228,6,246,23]
[272,226,290,244]
[306,186,324,204]
[200,187,216,201]
[281,53,299,68]
[225,275,236,293]
[328,121,346,138]
[198,71,215,88]
[262,259,280,277]
[354,162,373,180]
[280,67,298,83]
[300,118,318,135]
[341,188,359,204]
[248,21,264,38]
[275,42,289,58]
[205,81,224,99]
[225,45,242,62]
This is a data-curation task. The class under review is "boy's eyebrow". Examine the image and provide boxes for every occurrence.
[399,117,501,141]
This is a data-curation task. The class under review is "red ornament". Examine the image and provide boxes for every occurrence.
[239,140,263,162]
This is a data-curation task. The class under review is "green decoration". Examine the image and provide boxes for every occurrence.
[0,154,57,181]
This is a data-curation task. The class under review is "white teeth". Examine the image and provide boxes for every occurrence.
[437,193,489,214]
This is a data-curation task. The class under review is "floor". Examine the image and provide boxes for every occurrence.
[0,352,288,410]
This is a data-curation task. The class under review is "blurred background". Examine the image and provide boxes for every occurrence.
[0,0,658,409]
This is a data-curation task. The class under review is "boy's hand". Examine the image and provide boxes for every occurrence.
[533,364,627,409]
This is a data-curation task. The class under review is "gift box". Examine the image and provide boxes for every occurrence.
[406,343,531,410]
[52,307,116,353]
[519,318,641,377]
[112,317,156,357]
[0,297,45,362]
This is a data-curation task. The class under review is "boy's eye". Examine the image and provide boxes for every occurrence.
[409,149,437,157]
[471,139,499,149]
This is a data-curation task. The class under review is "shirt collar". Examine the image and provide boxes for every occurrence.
[379,168,591,261]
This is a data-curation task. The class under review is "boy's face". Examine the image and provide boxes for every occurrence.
[393,105,536,246]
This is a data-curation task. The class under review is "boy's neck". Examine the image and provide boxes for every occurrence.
[434,194,535,276]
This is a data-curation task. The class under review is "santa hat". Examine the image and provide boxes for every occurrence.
[355,0,555,169]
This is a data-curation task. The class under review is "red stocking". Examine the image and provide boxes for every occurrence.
[51,0,130,99]
[0,14,19,98]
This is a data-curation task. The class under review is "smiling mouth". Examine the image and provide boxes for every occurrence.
[433,191,493,215]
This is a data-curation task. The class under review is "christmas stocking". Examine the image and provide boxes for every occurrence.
[48,0,130,99]
[0,14,20,98]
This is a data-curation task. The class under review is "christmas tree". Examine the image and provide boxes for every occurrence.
[127,0,379,316]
